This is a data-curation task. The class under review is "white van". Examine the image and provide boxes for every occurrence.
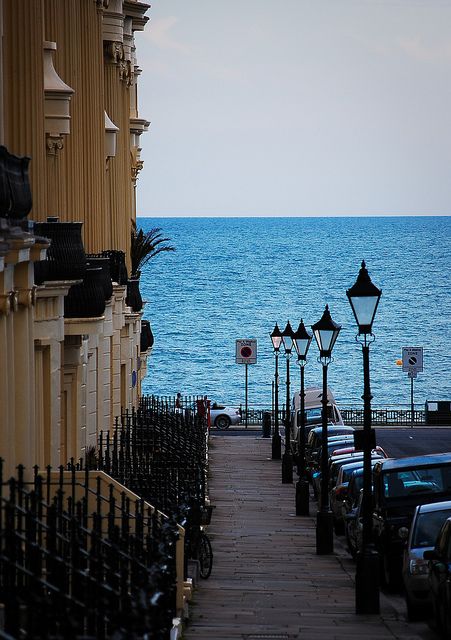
[290,386,344,447]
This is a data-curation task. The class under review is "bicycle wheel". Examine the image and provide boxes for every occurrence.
[198,531,213,579]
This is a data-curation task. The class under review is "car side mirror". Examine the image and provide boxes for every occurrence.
[423,549,438,560]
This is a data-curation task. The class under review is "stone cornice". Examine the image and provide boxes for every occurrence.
[130,117,150,135]
[64,316,106,336]
[36,281,80,299]
[123,1,151,31]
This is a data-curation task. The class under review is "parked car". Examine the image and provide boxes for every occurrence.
[308,435,356,472]
[424,515,451,637]
[210,404,241,429]
[311,443,357,498]
[306,425,354,453]
[331,456,385,535]
[402,501,451,620]
[345,488,364,558]
[291,386,345,448]
[313,451,384,502]
[330,445,388,459]
[372,453,451,590]
[306,428,355,474]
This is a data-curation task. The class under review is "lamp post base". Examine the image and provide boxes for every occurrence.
[296,478,310,515]
[282,452,293,483]
[272,433,281,460]
[316,510,334,554]
[355,547,380,614]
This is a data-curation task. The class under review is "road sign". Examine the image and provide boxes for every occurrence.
[236,339,257,364]
[402,346,423,373]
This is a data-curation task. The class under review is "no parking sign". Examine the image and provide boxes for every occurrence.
[235,339,257,364]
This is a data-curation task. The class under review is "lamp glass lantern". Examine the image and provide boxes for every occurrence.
[293,319,312,361]
[311,305,341,358]
[281,321,294,354]
[346,261,382,335]
[270,323,282,352]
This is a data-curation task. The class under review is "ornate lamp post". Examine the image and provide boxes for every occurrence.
[312,305,341,554]
[293,319,312,515]
[281,321,295,484]
[270,324,282,460]
[347,260,382,614]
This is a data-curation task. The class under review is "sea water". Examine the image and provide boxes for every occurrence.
[139,216,451,409]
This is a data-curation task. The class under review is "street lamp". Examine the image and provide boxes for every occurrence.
[293,319,312,515]
[281,321,295,484]
[312,305,341,554]
[347,260,382,614]
[270,323,282,460]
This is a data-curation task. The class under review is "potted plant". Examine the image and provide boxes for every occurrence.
[127,220,175,311]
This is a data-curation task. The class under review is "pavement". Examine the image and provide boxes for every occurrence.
[183,435,437,640]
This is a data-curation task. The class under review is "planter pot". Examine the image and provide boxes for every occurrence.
[140,319,154,351]
[34,218,86,283]
[86,255,113,300]
[101,249,128,285]
[126,277,143,312]
[64,266,106,318]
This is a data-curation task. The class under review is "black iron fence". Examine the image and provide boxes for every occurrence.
[340,408,425,426]
[97,403,209,517]
[0,460,179,639]
[0,398,211,639]
[148,395,436,426]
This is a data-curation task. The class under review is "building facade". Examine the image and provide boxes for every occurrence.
[0,0,151,478]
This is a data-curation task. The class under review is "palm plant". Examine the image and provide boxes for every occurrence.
[130,219,175,277]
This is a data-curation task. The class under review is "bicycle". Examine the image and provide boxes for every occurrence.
[194,528,213,579]
[187,504,214,579]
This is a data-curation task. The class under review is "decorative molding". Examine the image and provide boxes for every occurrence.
[102,0,124,44]
[17,287,36,308]
[8,290,18,313]
[46,135,64,156]
[123,1,150,32]
[104,40,124,65]
[0,293,11,315]
[95,0,110,12]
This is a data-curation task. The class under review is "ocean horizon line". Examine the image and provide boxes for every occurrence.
[137,213,451,219]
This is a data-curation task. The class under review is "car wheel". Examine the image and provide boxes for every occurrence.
[345,527,356,558]
[382,553,402,592]
[333,518,345,535]
[406,595,424,622]
[215,415,231,430]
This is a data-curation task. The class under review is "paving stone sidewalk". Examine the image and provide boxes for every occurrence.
[183,436,436,640]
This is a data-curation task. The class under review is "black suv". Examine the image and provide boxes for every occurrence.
[372,453,451,589]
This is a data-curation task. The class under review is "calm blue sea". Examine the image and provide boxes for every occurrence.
[139,217,451,409]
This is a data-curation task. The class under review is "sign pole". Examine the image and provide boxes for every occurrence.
[411,375,414,429]
[245,363,248,429]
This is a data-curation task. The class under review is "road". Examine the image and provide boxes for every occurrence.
[374,427,451,458]
[213,426,451,459]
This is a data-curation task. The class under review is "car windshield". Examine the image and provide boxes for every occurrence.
[383,464,451,499]
[305,408,322,425]
[412,509,451,548]
[305,407,338,425]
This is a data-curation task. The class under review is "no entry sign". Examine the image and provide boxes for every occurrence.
[236,339,257,364]
[402,346,423,373]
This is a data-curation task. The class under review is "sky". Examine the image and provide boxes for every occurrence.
[135,0,451,217]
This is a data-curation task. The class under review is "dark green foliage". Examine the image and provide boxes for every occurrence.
[130,220,175,276]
